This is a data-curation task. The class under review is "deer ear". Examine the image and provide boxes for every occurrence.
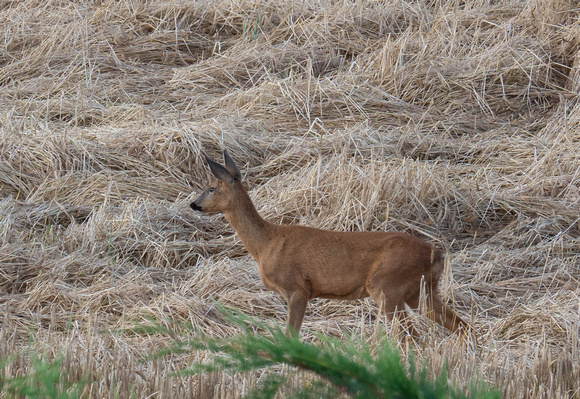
[223,149,242,181]
[205,155,234,183]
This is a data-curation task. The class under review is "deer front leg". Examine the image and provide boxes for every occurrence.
[285,291,309,337]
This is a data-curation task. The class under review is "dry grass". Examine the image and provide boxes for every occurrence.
[0,0,579,397]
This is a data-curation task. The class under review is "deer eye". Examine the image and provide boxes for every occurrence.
[208,187,215,193]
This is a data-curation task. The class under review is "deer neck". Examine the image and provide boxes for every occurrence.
[223,190,273,261]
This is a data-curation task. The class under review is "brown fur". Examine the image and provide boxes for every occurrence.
[191,150,470,337]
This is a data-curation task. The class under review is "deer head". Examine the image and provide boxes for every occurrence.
[190,150,243,214]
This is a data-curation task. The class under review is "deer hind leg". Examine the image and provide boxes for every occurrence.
[285,290,309,337]
[368,286,418,338]
[405,289,469,334]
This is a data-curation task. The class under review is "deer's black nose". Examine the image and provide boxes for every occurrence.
[190,202,202,211]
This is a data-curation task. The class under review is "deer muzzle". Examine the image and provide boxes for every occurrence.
[190,202,203,211]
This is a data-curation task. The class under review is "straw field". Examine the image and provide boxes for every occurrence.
[0,0,578,397]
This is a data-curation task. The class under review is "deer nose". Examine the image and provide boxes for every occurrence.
[190,202,202,211]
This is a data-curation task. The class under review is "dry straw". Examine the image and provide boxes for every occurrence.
[0,0,579,397]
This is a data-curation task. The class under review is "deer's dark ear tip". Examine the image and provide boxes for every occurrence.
[223,149,231,162]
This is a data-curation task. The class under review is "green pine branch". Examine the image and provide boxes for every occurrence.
[145,307,499,399]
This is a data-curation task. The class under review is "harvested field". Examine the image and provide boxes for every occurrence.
[0,0,579,397]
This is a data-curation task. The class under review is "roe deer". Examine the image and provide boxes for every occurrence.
[191,150,470,338]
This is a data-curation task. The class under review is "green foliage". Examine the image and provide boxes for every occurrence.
[147,308,500,399]
[0,353,86,399]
